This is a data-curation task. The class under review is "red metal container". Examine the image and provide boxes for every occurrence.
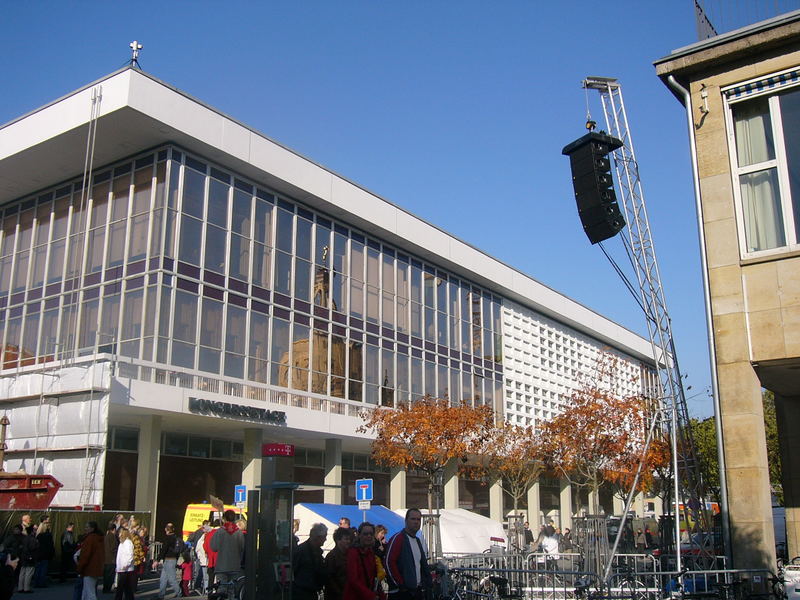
[0,473,63,510]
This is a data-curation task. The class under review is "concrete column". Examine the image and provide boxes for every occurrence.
[135,415,162,524]
[390,466,406,510]
[324,438,343,504]
[635,492,646,517]
[613,494,625,516]
[776,394,800,560]
[527,479,541,528]
[489,480,504,523]
[559,479,573,530]
[720,361,775,569]
[443,459,460,509]
[241,428,265,492]
[588,489,599,514]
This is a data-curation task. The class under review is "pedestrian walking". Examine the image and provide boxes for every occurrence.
[76,522,104,600]
[344,522,385,600]
[292,523,327,600]
[385,509,431,600]
[324,527,353,600]
[34,517,55,587]
[60,523,78,583]
[154,523,182,599]
[209,510,244,585]
[114,529,135,600]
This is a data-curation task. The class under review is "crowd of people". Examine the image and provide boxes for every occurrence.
[293,509,431,600]
[0,513,150,600]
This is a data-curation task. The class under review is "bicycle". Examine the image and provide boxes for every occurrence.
[477,575,523,600]
[208,575,246,600]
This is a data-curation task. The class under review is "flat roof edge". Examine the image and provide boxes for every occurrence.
[1,68,656,365]
[654,9,800,69]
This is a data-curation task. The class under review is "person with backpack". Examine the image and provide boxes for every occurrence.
[153,523,182,599]
[209,510,244,588]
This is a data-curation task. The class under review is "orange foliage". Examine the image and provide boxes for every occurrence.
[473,421,545,513]
[358,396,494,510]
[540,352,661,512]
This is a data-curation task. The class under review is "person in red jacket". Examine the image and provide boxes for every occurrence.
[343,523,385,600]
[203,520,220,589]
[76,522,104,600]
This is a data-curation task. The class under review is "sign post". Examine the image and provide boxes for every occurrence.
[355,478,373,523]
[234,484,247,508]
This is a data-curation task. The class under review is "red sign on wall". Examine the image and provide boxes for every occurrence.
[262,443,295,457]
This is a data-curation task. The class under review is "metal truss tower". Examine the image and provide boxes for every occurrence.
[582,77,711,560]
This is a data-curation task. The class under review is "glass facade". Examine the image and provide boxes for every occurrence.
[0,146,504,407]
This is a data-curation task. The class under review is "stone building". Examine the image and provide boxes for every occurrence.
[655,9,800,568]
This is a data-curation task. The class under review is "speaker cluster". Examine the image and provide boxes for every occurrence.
[562,132,625,244]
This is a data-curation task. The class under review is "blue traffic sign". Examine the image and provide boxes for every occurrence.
[355,478,373,502]
[234,484,247,504]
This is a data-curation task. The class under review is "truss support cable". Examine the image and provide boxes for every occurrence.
[583,76,712,575]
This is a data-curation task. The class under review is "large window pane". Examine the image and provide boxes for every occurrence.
[179,216,203,265]
[740,168,785,252]
[183,168,205,219]
[121,289,144,341]
[253,243,271,288]
[296,218,312,261]
[208,179,229,228]
[276,209,293,253]
[295,258,311,301]
[249,311,269,360]
[254,199,272,245]
[204,224,227,273]
[132,167,153,214]
[200,298,223,348]
[271,318,291,386]
[733,96,775,166]
[128,214,149,262]
[232,190,252,236]
[226,305,247,355]
[274,251,292,295]
[229,234,250,281]
[173,290,198,343]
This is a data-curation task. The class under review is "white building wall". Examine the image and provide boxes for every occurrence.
[502,300,650,428]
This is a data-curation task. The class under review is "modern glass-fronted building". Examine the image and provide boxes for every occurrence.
[0,68,656,528]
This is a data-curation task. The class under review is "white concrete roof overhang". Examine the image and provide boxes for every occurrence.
[0,68,655,365]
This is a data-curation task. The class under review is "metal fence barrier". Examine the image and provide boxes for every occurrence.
[436,557,774,600]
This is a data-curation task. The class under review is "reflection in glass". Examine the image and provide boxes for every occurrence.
[207,179,229,228]
[296,218,312,261]
[270,318,290,386]
[294,258,311,301]
[254,198,272,245]
[179,216,203,265]
[204,224,227,273]
[182,169,205,219]
[274,251,292,295]
[252,243,271,288]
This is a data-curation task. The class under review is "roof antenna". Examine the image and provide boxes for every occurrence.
[129,40,143,68]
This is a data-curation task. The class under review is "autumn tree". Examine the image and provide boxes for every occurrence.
[606,432,671,506]
[540,352,653,514]
[472,421,546,516]
[358,396,494,513]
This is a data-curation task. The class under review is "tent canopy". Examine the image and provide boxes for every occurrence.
[295,503,406,551]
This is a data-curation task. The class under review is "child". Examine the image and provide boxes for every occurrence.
[179,550,193,597]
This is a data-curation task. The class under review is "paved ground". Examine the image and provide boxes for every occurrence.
[21,572,200,600]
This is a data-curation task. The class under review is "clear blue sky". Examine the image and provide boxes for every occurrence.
[2,2,720,416]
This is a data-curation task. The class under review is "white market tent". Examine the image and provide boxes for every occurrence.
[394,507,507,555]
